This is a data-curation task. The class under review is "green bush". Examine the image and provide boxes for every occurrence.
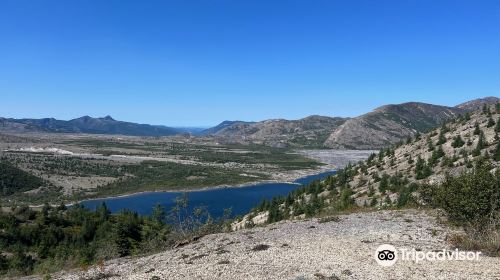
[433,166,499,229]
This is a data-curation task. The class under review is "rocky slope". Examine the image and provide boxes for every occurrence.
[325,97,498,150]
[456,96,500,111]
[203,115,347,148]
[203,97,498,149]
[324,100,490,150]
[0,116,180,136]
[238,104,499,228]
[39,209,500,280]
[343,104,499,207]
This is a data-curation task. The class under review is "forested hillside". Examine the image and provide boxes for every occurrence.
[0,162,47,196]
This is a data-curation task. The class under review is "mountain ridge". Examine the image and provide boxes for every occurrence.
[0,115,180,136]
[1,97,498,149]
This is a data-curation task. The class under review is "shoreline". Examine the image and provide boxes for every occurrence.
[63,166,337,207]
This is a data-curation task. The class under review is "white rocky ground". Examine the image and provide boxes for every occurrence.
[40,209,499,280]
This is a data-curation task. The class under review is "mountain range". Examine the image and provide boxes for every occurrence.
[203,97,499,149]
[0,115,181,136]
[1,97,498,149]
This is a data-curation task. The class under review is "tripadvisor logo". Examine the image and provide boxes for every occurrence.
[374,244,481,267]
[375,244,397,267]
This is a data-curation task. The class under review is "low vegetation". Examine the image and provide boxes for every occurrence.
[0,196,230,277]
[77,160,270,199]
[0,140,321,205]
[423,164,499,256]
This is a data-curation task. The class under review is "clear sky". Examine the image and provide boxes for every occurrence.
[0,0,499,127]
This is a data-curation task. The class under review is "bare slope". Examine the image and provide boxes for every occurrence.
[203,115,347,148]
[324,102,463,149]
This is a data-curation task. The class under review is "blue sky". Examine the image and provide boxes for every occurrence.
[0,0,498,127]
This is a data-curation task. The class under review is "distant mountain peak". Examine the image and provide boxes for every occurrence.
[102,115,115,121]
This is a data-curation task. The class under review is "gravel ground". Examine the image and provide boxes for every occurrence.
[297,149,377,168]
[40,209,499,280]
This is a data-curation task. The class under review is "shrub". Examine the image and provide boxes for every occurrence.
[433,166,499,229]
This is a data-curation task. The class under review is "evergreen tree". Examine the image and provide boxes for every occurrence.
[472,131,486,157]
[384,195,392,206]
[437,129,447,145]
[151,204,166,223]
[407,156,414,164]
[267,198,283,223]
[378,173,389,194]
[427,138,435,151]
[495,117,500,133]
[451,135,465,148]
[429,145,445,166]
[473,122,481,135]
[378,149,385,161]
[464,112,471,121]
[487,117,495,128]
[415,156,432,179]
[494,141,500,161]
[482,104,489,114]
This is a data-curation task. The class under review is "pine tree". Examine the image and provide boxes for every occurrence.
[384,196,392,206]
[472,131,486,157]
[473,122,481,135]
[494,141,500,161]
[415,156,432,179]
[378,149,385,161]
[407,156,414,164]
[379,173,389,194]
[437,129,447,145]
[495,117,500,133]
[427,138,435,151]
[451,135,465,148]
[487,117,495,128]
[429,145,445,166]
[464,112,471,121]
[151,204,166,223]
[482,104,489,115]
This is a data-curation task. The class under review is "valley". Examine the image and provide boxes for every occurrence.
[0,133,341,206]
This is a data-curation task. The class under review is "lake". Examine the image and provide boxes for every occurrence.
[81,170,336,219]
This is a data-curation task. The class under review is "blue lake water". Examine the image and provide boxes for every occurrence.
[81,170,336,219]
